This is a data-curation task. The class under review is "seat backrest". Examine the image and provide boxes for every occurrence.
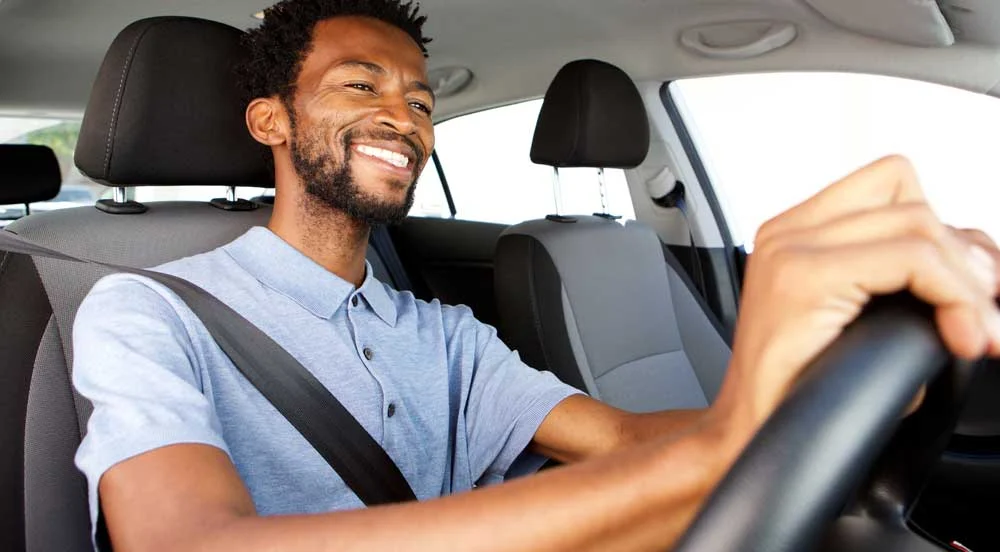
[494,59,730,413]
[0,143,63,551]
[0,16,407,552]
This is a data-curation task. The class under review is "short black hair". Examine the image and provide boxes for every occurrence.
[238,0,431,106]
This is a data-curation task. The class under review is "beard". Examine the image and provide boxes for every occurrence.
[289,123,422,226]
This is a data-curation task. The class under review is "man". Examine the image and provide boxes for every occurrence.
[72,0,1000,549]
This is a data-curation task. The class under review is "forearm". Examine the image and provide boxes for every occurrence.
[184,429,733,552]
[616,408,707,450]
[531,395,711,464]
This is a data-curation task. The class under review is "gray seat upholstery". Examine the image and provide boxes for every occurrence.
[0,143,63,551]
[494,59,731,413]
[0,17,407,552]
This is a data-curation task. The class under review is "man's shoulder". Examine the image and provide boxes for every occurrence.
[78,247,232,329]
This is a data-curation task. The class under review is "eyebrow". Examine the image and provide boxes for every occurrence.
[336,59,436,104]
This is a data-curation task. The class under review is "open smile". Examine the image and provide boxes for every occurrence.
[351,143,414,176]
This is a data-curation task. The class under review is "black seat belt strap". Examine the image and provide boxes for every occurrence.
[370,225,413,292]
[0,229,417,506]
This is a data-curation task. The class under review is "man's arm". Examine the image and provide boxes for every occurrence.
[100,156,1000,550]
[100,427,739,552]
[530,395,706,464]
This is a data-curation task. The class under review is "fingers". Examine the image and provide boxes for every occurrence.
[779,203,999,297]
[953,227,1000,294]
[804,239,1000,359]
[750,155,1000,361]
[757,155,926,242]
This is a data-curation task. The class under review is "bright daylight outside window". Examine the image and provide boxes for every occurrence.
[670,73,1000,251]
[413,99,636,224]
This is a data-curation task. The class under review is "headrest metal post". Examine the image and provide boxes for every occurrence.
[210,186,258,212]
[96,186,148,214]
[597,168,608,215]
[551,167,564,216]
[23,203,30,216]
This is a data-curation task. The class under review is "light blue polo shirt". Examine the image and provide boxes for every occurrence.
[72,226,580,533]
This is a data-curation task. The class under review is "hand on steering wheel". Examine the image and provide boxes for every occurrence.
[714,155,1000,448]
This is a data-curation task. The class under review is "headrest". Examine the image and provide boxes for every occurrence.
[75,17,273,188]
[0,145,61,204]
[530,59,649,169]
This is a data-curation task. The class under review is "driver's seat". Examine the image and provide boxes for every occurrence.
[4,17,275,551]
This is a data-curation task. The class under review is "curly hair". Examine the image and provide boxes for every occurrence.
[238,0,431,107]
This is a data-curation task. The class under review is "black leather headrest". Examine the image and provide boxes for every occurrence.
[0,145,61,204]
[75,17,273,188]
[530,59,649,169]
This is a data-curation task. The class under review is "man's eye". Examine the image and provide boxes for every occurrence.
[410,102,432,115]
[347,83,375,93]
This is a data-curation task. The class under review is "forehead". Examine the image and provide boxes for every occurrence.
[299,16,427,81]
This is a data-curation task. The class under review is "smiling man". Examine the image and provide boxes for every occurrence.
[71,0,1000,550]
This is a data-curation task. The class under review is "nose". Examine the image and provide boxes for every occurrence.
[372,94,418,136]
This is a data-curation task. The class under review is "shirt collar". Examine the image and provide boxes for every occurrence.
[223,227,397,326]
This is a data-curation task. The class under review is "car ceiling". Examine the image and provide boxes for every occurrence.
[2,0,1000,119]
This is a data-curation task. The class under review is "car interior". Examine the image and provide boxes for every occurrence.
[2,0,1000,550]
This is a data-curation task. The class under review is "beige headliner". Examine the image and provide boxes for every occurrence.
[2,0,1000,119]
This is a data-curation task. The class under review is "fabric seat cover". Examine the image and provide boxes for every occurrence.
[494,59,731,413]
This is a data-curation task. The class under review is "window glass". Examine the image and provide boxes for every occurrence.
[415,99,636,224]
[0,116,271,226]
[1,118,96,225]
[670,73,1000,250]
[3,103,639,228]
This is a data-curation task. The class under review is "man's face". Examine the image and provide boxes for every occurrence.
[286,16,435,225]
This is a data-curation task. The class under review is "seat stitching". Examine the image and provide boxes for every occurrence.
[103,22,156,177]
[0,250,10,281]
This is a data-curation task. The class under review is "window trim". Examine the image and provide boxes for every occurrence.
[660,81,742,300]
[430,150,457,218]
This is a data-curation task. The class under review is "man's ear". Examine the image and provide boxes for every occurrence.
[246,98,289,146]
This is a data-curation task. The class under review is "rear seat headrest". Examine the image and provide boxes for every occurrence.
[0,144,61,204]
[75,16,273,188]
[530,59,649,169]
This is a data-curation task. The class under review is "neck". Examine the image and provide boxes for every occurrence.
[268,189,370,288]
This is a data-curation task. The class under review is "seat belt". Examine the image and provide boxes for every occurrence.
[0,229,417,507]
[370,225,413,292]
[652,180,708,297]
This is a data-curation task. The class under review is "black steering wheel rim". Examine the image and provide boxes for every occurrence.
[675,294,981,551]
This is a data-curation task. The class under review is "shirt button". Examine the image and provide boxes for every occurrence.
[351,296,359,307]
[363,347,374,361]
[387,403,397,418]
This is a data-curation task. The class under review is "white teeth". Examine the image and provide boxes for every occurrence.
[356,145,410,169]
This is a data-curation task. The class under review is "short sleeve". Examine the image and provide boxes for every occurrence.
[449,307,583,485]
[72,274,230,539]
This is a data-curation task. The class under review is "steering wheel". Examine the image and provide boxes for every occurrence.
[675,294,983,551]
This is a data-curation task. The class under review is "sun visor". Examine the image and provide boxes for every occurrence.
[804,0,954,47]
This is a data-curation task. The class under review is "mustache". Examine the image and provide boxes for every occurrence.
[343,128,425,167]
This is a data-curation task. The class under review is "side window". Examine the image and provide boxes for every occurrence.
[413,99,636,224]
[669,73,1000,250]
[1,118,95,225]
[0,116,271,223]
